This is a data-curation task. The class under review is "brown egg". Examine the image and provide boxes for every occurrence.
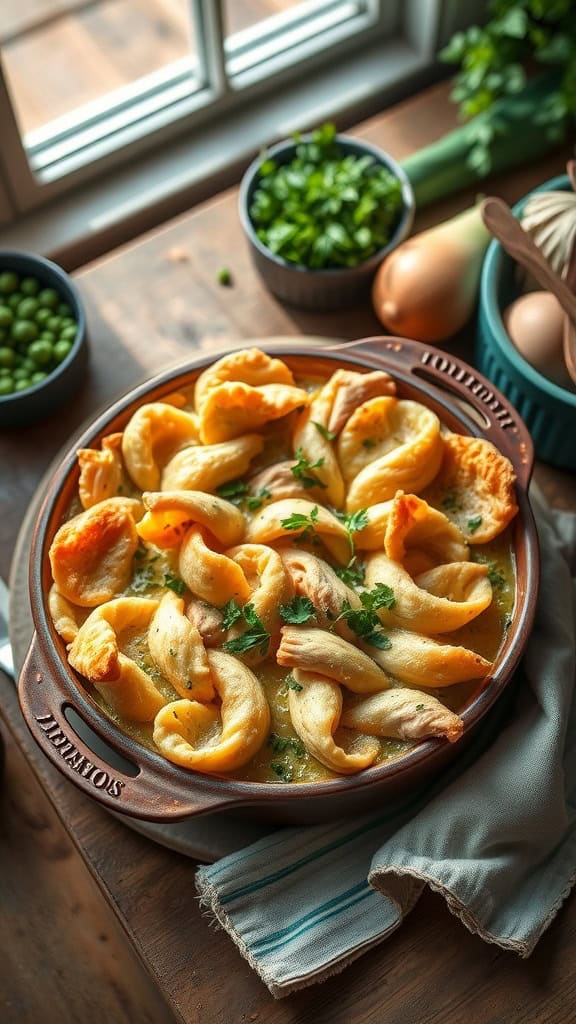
[503,291,572,389]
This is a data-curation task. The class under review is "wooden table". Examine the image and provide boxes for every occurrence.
[1,82,575,1024]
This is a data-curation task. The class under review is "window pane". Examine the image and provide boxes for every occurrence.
[1,0,197,137]
[223,0,313,37]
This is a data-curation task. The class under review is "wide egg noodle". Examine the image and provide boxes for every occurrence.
[277,626,390,693]
[122,403,199,491]
[179,526,251,606]
[148,590,215,702]
[67,597,166,721]
[364,627,491,688]
[288,669,380,773]
[152,650,270,772]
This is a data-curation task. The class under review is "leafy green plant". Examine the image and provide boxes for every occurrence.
[249,123,404,270]
[440,0,575,173]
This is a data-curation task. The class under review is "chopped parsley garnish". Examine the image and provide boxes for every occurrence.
[131,564,159,593]
[271,762,294,782]
[222,602,270,656]
[362,438,376,449]
[216,480,249,505]
[334,557,365,588]
[169,648,176,657]
[164,573,185,595]
[268,733,305,757]
[312,421,336,441]
[217,266,232,286]
[221,598,243,631]
[279,595,316,625]
[245,488,272,512]
[487,563,506,589]
[442,492,461,513]
[285,674,303,692]
[337,507,369,557]
[184,680,193,690]
[291,448,327,489]
[360,582,396,612]
[467,514,483,534]
[281,505,319,536]
[415,703,425,711]
[335,595,392,649]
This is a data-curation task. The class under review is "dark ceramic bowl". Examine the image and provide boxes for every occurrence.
[476,175,576,470]
[0,250,88,429]
[18,338,539,824]
[239,135,415,310]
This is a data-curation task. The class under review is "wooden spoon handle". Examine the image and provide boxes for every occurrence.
[481,197,576,322]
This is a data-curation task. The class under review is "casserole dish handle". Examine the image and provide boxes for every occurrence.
[19,633,247,822]
[335,336,534,490]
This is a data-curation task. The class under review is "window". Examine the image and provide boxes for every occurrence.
[0,0,485,252]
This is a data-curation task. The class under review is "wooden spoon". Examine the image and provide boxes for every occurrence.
[481,197,576,385]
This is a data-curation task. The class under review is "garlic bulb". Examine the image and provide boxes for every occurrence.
[521,189,576,278]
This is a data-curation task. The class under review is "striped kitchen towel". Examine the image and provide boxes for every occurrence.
[196,495,576,997]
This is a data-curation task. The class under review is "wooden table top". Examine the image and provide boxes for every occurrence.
[1,81,575,1024]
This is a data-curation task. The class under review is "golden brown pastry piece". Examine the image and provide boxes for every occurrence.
[121,403,199,490]
[179,527,251,607]
[194,347,295,412]
[67,597,165,721]
[161,434,264,493]
[423,433,518,543]
[277,626,390,693]
[77,432,124,510]
[365,627,491,687]
[137,490,245,549]
[288,669,380,773]
[246,498,350,565]
[49,497,142,608]
[198,382,311,444]
[148,591,215,702]
[152,650,270,772]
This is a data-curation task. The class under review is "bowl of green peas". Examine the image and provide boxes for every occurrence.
[0,251,88,427]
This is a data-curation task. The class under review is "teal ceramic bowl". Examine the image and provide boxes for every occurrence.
[476,175,576,470]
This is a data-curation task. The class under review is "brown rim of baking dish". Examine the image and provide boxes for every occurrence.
[19,336,539,822]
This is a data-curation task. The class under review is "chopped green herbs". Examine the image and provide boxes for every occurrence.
[221,598,243,631]
[285,674,303,693]
[360,582,396,612]
[281,505,319,536]
[467,514,483,534]
[334,557,365,588]
[164,573,185,595]
[487,563,506,589]
[312,421,336,442]
[337,507,369,557]
[279,595,316,625]
[217,266,232,286]
[271,762,294,782]
[222,602,270,656]
[245,488,271,512]
[250,123,404,270]
[268,733,305,757]
[415,703,425,711]
[291,448,326,489]
[131,564,158,592]
[362,438,376,449]
[216,480,248,505]
[334,595,392,649]
[442,492,461,513]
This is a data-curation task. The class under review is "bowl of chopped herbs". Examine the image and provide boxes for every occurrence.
[239,124,414,310]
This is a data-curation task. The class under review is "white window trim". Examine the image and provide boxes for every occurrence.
[0,0,486,262]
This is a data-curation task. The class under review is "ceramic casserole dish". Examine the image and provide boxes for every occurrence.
[18,337,539,824]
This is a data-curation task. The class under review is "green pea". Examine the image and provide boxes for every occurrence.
[0,378,14,396]
[31,371,48,384]
[14,378,32,392]
[60,325,77,342]
[7,293,23,310]
[17,297,39,320]
[37,287,60,310]
[11,320,38,344]
[0,346,16,368]
[60,317,76,329]
[46,316,62,332]
[21,276,40,296]
[20,357,36,373]
[0,366,10,376]
[40,330,56,343]
[58,302,72,317]
[53,339,72,363]
[0,271,19,295]
[35,308,52,326]
[0,306,13,329]
[28,339,54,367]
[13,367,29,380]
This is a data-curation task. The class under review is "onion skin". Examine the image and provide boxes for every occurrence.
[371,205,491,343]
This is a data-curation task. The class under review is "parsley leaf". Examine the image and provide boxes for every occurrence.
[360,582,396,611]
[281,506,319,535]
[337,507,369,556]
[312,421,336,442]
[487,563,506,589]
[268,733,305,757]
[335,593,392,649]
[246,488,271,512]
[467,514,483,534]
[442,492,461,513]
[285,674,303,692]
[164,573,185,596]
[216,480,249,505]
[131,564,158,593]
[334,557,365,588]
[221,598,243,631]
[271,761,294,782]
[291,448,327,489]
[222,602,270,656]
[279,595,316,625]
